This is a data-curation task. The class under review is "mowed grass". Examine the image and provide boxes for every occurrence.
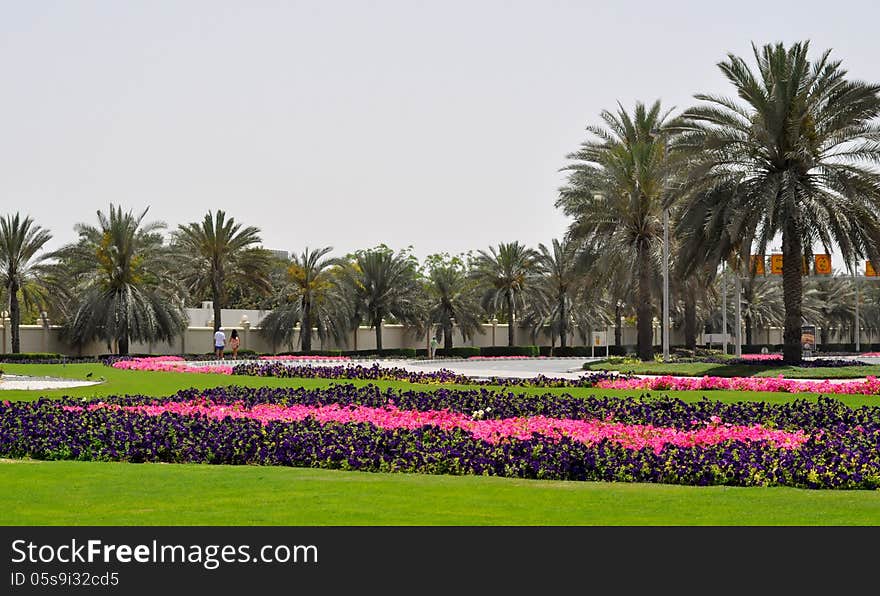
[2,362,880,525]
[2,362,880,407]
[2,460,879,526]
[584,359,880,379]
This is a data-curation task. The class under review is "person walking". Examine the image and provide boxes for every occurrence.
[229,329,241,359]
[213,328,226,359]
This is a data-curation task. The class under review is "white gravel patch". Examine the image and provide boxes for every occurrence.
[0,374,102,390]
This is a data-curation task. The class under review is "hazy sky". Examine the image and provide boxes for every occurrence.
[4,0,880,266]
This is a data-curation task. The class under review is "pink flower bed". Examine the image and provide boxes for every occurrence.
[64,401,808,454]
[597,374,880,395]
[258,355,351,361]
[111,357,233,375]
[739,354,783,361]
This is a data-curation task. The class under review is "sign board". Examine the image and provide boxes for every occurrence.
[769,254,808,275]
[801,325,816,353]
[704,333,731,346]
[592,332,605,346]
[770,254,783,275]
[814,254,832,275]
[750,255,765,276]
[867,261,879,277]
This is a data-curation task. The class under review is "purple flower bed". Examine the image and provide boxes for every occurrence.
[230,361,622,388]
[2,385,879,489]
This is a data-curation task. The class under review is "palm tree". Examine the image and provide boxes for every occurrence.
[424,263,484,351]
[173,210,272,332]
[557,100,678,360]
[804,273,855,345]
[53,205,186,355]
[471,241,540,347]
[338,248,425,352]
[259,246,348,352]
[675,41,880,361]
[0,214,52,353]
[530,237,595,349]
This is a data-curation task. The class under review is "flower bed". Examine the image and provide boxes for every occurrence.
[2,385,878,489]
[230,362,618,388]
[596,374,880,395]
[111,356,234,375]
[258,355,351,361]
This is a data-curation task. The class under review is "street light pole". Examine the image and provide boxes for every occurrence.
[662,207,670,362]
[735,266,742,357]
[721,262,727,355]
[854,256,861,352]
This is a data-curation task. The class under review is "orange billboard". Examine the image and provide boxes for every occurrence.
[814,254,832,275]
[868,261,879,277]
[750,255,765,275]
[770,254,783,275]
[769,254,808,275]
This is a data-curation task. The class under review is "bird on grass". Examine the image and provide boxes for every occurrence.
[85,372,93,378]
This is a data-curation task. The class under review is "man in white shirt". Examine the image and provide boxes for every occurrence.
[214,329,226,359]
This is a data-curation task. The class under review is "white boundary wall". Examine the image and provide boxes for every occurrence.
[0,318,863,356]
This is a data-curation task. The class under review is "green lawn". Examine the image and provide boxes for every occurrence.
[2,460,878,525]
[3,361,879,407]
[584,359,880,379]
[2,362,880,526]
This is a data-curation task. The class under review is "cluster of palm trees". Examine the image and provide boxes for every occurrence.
[0,206,612,355]
[557,40,880,361]
[3,41,880,361]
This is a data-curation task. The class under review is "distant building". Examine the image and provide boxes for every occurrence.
[268,249,289,260]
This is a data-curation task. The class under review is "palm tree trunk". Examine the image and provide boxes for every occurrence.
[614,303,622,346]
[444,322,453,351]
[684,290,697,350]
[211,279,222,332]
[301,301,312,352]
[636,243,653,361]
[507,294,515,347]
[9,280,20,353]
[781,225,804,362]
[118,335,129,356]
[374,318,383,352]
[745,314,753,346]
[559,295,568,349]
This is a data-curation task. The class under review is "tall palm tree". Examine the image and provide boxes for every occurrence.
[338,248,425,351]
[424,264,484,351]
[259,246,348,352]
[530,237,595,349]
[173,210,272,332]
[471,241,540,347]
[557,100,678,360]
[675,41,880,361]
[0,214,52,353]
[53,205,186,355]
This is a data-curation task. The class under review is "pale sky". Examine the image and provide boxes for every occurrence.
[3,0,880,267]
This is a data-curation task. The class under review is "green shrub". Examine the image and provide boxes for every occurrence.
[478,345,539,357]
[435,347,481,358]
[0,352,62,361]
[277,350,344,357]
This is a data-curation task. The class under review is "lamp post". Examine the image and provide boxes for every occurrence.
[734,267,742,357]
[721,262,727,354]
[662,207,670,362]
[854,256,861,352]
[491,316,497,347]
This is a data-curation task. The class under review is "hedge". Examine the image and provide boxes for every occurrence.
[435,347,481,358]
[478,345,540,357]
